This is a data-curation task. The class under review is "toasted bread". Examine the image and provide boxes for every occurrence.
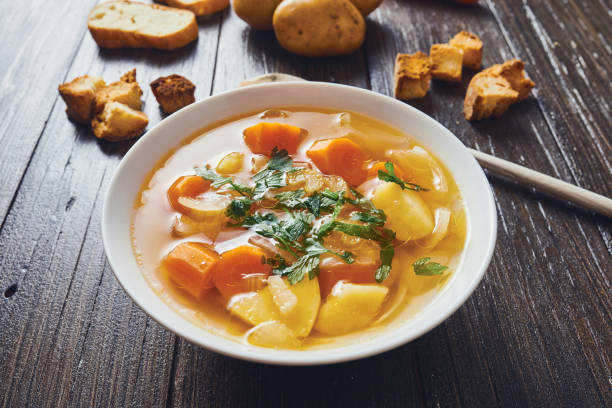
[463,73,518,120]
[157,0,228,16]
[93,69,143,114]
[430,44,463,82]
[58,75,106,124]
[150,74,196,114]
[92,101,149,141]
[394,52,432,100]
[482,59,535,101]
[87,1,198,50]
[449,30,483,70]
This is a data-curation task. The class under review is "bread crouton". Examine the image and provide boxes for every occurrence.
[93,71,143,114]
[58,75,106,124]
[157,0,229,16]
[449,30,483,70]
[482,59,535,101]
[91,101,149,141]
[430,44,463,82]
[463,73,518,120]
[150,74,196,114]
[394,52,432,100]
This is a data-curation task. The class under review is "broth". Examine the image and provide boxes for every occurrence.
[132,108,466,349]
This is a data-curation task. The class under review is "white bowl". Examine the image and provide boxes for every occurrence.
[102,82,497,365]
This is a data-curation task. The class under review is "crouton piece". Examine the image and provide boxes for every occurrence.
[463,73,519,120]
[394,52,432,100]
[430,44,463,82]
[449,30,483,70]
[482,59,535,101]
[120,68,137,83]
[93,75,143,114]
[150,74,196,114]
[91,101,149,141]
[58,75,106,124]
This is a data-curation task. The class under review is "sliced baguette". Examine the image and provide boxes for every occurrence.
[87,1,198,50]
[157,0,228,16]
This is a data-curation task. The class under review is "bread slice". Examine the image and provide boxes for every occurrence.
[463,73,518,120]
[92,101,149,141]
[394,52,432,100]
[58,75,106,124]
[87,1,198,50]
[150,74,196,114]
[157,0,229,16]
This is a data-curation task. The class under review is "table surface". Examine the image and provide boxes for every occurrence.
[1,0,610,406]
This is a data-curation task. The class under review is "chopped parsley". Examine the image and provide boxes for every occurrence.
[378,161,428,191]
[413,257,448,276]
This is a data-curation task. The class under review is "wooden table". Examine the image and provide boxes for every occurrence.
[1,1,610,406]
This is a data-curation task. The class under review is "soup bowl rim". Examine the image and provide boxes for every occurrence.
[102,81,497,365]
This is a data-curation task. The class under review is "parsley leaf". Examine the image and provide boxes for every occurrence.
[274,189,306,208]
[375,244,394,282]
[251,149,294,199]
[195,167,254,196]
[378,161,428,192]
[413,257,448,276]
[351,211,386,226]
[225,198,254,220]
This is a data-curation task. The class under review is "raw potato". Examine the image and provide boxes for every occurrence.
[315,282,388,335]
[371,182,434,241]
[233,0,283,30]
[246,321,301,348]
[349,0,383,16]
[273,0,366,57]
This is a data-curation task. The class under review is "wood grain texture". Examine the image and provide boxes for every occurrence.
[0,1,610,407]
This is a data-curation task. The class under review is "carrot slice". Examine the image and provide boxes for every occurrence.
[164,242,220,299]
[317,258,379,297]
[213,245,272,299]
[366,161,406,181]
[306,137,369,186]
[243,122,302,155]
[167,175,211,213]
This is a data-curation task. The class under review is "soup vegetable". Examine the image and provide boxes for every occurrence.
[132,109,466,349]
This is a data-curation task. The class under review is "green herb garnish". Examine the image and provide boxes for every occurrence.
[413,257,448,276]
[378,161,428,191]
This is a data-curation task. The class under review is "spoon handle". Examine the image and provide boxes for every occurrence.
[469,148,612,217]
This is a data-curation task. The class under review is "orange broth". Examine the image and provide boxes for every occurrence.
[131,108,467,349]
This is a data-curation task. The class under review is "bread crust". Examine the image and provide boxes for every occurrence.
[482,59,535,101]
[463,73,518,120]
[87,1,198,50]
[157,0,229,16]
[449,30,483,70]
[150,74,196,114]
[394,52,432,100]
[92,101,149,141]
[430,43,463,82]
[58,75,106,124]
[93,69,143,114]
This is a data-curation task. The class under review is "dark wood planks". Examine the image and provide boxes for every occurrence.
[366,1,611,406]
[0,10,222,408]
[0,1,610,407]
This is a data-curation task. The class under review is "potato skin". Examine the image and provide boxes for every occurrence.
[232,0,283,30]
[349,0,383,16]
[273,0,366,57]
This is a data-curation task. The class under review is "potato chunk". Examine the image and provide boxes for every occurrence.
[216,152,244,175]
[371,182,434,241]
[246,321,301,349]
[315,282,388,335]
[229,289,280,326]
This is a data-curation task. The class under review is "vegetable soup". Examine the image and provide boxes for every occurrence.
[132,108,466,349]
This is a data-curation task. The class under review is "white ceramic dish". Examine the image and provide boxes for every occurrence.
[102,82,497,365]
